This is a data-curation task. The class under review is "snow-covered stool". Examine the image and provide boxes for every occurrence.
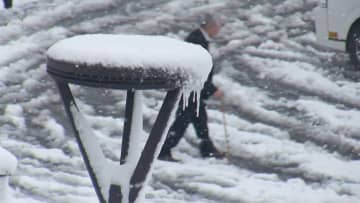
[46,34,212,203]
[0,147,17,202]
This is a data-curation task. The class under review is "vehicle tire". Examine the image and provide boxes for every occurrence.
[348,24,360,69]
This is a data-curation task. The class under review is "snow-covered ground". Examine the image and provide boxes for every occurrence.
[1,0,360,202]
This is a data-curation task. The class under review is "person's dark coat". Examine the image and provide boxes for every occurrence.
[185,29,218,100]
[3,0,12,9]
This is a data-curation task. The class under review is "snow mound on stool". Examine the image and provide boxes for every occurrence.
[0,147,17,176]
[46,34,213,92]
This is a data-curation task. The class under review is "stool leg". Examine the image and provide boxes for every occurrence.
[109,90,136,203]
[120,90,136,164]
[129,88,181,202]
[56,81,107,203]
[56,82,180,203]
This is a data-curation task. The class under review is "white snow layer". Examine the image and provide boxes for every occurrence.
[0,147,17,203]
[71,105,112,201]
[0,147,17,176]
[46,34,212,88]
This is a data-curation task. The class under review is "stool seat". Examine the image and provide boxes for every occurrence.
[46,34,212,90]
[47,58,187,90]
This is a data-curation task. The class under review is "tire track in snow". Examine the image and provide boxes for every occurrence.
[215,44,360,160]
[212,0,360,158]
[214,75,360,160]
[0,0,172,69]
[0,0,122,45]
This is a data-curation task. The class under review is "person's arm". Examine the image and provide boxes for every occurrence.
[186,30,209,50]
[186,29,218,99]
[201,68,218,99]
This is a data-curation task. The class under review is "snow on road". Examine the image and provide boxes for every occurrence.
[1,0,360,202]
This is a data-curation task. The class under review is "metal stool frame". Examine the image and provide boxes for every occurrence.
[48,58,183,203]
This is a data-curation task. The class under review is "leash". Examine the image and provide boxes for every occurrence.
[220,98,231,159]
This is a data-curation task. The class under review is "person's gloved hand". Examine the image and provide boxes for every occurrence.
[213,90,224,99]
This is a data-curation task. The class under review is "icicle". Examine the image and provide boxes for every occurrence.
[186,90,189,108]
[184,89,189,109]
[182,89,186,110]
[196,89,201,117]
[180,76,207,115]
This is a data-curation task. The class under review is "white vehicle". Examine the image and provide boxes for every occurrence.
[314,0,360,68]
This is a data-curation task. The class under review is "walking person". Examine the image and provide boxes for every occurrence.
[159,14,224,161]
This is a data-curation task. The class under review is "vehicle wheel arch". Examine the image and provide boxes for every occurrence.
[346,18,360,52]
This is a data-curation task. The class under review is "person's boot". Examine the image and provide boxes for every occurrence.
[158,149,178,162]
[199,140,224,159]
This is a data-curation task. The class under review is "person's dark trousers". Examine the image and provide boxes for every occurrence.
[3,0,12,9]
[160,99,211,156]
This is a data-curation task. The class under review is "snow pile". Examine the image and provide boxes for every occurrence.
[0,176,11,203]
[0,147,17,176]
[0,147,17,203]
[4,104,26,130]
